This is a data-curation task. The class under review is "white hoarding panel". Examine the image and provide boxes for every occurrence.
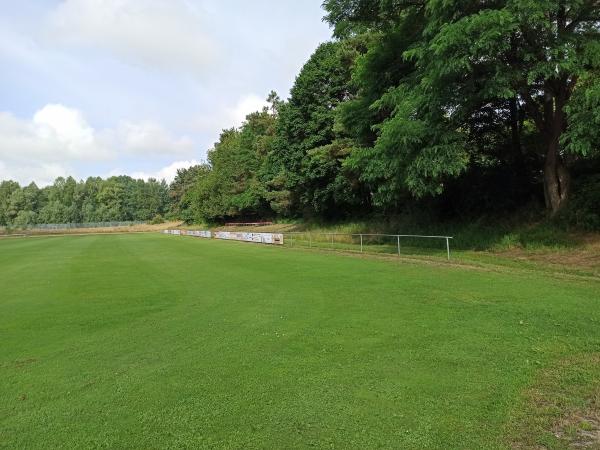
[213,231,283,245]
[187,230,212,238]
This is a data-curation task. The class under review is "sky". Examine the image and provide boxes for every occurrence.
[0,0,333,186]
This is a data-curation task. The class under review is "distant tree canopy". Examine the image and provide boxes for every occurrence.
[0,176,169,227]
[2,1,599,228]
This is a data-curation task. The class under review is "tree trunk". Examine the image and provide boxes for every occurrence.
[523,83,572,216]
[543,134,570,215]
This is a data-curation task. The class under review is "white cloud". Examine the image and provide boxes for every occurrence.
[0,104,110,165]
[228,94,270,126]
[194,93,269,133]
[129,160,201,183]
[0,2,333,185]
[0,104,198,185]
[46,0,217,76]
[108,121,195,156]
[0,160,68,187]
[33,104,105,159]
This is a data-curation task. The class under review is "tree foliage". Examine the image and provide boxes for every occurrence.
[324,0,600,215]
[189,96,280,222]
[0,176,170,228]
[2,1,599,227]
[267,41,366,217]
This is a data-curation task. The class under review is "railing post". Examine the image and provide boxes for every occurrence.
[397,235,401,256]
[446,237,450,260]
[360,234,363,253]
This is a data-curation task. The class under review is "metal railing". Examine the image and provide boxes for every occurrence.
[224,221,274,227]
[282,232,454,260]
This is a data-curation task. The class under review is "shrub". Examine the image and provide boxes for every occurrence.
[558,174,600,231]
[150,214,165,225]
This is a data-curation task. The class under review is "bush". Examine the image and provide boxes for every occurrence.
[150,214,165,225]
[558,174,600,231]
[12,210,37,230]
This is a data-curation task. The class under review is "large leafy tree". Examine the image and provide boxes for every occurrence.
[169,165,206,222]
[6,182,41,226]
[267,41,366,217]
[191,95,280,222]
[0,181,21,225]
[324,0,600,214]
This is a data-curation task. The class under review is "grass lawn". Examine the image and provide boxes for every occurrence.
[1,234,599,449]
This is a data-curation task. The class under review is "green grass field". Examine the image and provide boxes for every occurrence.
[1,234,599,449]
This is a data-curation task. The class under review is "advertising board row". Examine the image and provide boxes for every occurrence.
[162,230,283,245]
[163,229,211,238]
[184,230,212,238]
[214,231,284,245]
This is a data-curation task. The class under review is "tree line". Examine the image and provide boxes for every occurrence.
[173,1,600,229]
[3,1,600,230]
[0,176,169,228]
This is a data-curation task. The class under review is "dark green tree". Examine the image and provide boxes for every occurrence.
[267,41,365,217]
[0,181,21,226]
[191,94,280,222]
[170,165,204,222]
[324,0,600,215]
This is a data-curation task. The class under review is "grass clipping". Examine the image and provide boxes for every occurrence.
[510,354,600,449]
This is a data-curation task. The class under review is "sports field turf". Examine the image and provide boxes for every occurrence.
[1,234,599,449]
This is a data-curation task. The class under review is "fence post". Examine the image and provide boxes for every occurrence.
[446,237,450,260]
[397,235,401,257]
[360,234,363,253]
[309,233,312,248]
[291,233,293,248]
[330,233,334,249]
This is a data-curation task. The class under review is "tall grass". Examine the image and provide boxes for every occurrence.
[269,215,581,252]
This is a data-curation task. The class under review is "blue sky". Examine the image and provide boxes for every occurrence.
[0,0,332,185]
